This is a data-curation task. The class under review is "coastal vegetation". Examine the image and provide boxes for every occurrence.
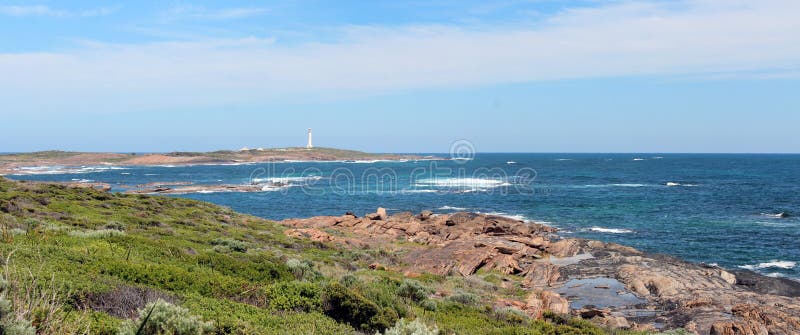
[0,177,676,334]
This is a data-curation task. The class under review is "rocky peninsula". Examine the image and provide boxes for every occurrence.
[281,210,800,334]
[0,148,439,175]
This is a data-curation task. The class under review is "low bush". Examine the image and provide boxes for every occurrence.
[420,299,437,312]
[397,280,430,303]
[322,283,396,332]
[381,318,439,335]
[494,307,529,325]
[265,281,321,312]
[119,299,213,335]
[68,229,126,238]
[285,258,321,281]
[340,274,359,288]
[102,221,126,231]
[0,278,35,335]
[447,292,479,306]
[210,238,248,252]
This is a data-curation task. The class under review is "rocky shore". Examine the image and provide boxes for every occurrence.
[281,210,800,335]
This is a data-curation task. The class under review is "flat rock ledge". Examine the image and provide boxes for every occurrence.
[280,209,800,335]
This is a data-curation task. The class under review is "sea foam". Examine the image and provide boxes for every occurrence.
[415,178,511,188]
[739,261,796,270]
[588,226,634,234]
[439,206,468,211]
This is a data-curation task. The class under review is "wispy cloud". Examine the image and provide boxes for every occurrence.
[0,5,116,17]
[161,5,270,21]
[1,0,799,114]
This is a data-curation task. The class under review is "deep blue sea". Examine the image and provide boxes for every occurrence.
[7,153,799,280]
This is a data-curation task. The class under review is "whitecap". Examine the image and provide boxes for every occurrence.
[587,226,634,234]
[260,184,288,192]
[415,178,511,188]
[633,158,645,161]
[766,272,787,278]
[252,176,323,184]
[484,212,530,222]
[120,172,131,175]
[350,159,409,164]
[666,182,699,187]
[555,158,573,161]
[12,165,129,175]
[739,260,796,270]
[398,189,439,194]
[506,161,517,165]
[577,183,648,188]
[439,206,468,211]
[761,212,790,219]
[70,178,94,183]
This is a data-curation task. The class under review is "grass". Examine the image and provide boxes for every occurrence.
[0,177,654,334]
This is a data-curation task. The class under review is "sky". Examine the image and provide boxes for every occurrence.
[1,0,799,153]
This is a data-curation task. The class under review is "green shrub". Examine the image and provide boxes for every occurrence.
[657,330,693,335]
[397,280,430,303]
[120,299,213,335]
[210,238,248,252]
[447,292,479,306]
[0,213,17,228]
[340,274,359,287]
[9,229,25,236]
[380,318,439,335]
[102,221,126,231]
[285,258,321,281]
[68,229,126,238]
[494,307,529,324]
[322,283,396,332]
[22,218,43,231]
[265,281,322,312]
[0,319,36,335]
[0,278,35,335]
[420,299,437,312]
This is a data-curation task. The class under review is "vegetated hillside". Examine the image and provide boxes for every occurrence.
[0,178,638,335]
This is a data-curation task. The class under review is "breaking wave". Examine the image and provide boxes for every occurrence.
[12,165,129,175]
[666,182,699,187]
[439,206,468,211]
[252,176,323,184]
[415,178,511,189]
[761,212,790,218]
[739,261,796,270]
[587,226,634,234]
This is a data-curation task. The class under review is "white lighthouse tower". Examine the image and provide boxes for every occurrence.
[306,128,313,149]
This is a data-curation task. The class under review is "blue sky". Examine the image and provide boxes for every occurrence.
[1,0,799,153]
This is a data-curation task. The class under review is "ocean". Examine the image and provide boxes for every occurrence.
[7,153,799,280]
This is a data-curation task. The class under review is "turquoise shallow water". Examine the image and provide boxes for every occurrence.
[8,153,800,280]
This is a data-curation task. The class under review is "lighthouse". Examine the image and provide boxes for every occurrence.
[306,128,313,149]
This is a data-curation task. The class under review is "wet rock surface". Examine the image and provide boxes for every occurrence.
[280,210,800,334]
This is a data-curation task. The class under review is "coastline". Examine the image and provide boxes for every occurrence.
[1,177,798,334]
[281,209,800,334]
[0,148,443,175]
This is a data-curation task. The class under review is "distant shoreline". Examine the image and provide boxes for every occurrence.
[0,148,443,175]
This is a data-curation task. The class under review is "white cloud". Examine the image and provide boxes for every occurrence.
[0,5,116,17]
[161,5,270,21]
[1,0,799,114]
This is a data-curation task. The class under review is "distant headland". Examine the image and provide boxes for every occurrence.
[0,148,441,175]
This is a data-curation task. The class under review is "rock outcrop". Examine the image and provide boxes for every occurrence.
[280,210,800,335]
